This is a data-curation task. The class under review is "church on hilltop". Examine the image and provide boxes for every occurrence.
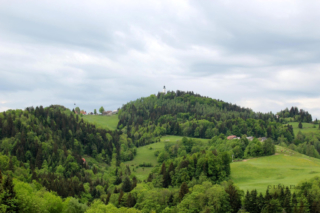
[160,86,166,94]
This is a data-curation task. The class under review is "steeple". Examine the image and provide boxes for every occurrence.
[163,86,166,94]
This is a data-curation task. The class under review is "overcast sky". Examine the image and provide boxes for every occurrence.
[1,0,320,119]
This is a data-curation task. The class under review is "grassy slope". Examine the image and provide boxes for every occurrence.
[285,122,320,136]
[82,115,119,130]
[231,145,320,193]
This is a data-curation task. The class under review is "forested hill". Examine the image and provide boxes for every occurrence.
[117,90,295,146]
[0,105,123,198]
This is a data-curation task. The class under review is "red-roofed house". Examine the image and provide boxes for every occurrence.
[227,135,237,140]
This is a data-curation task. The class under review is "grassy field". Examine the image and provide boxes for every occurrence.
[83,114,119,130]
[231,145,320,193]
[123,136,210,180]
[285,122,319,136]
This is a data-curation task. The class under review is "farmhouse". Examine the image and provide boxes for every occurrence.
[103,111,112,115]
[227,135,237,140]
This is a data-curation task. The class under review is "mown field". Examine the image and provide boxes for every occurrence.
[231,145,320,193]
[83,114,119,130]
[285,121,319,136]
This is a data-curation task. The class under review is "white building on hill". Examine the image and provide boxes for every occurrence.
[160,86,166,94]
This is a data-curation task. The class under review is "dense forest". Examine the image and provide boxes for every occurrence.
[117,91,295,147]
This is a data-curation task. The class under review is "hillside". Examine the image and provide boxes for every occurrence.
[1,97,319,212]
[0,105,138,203]
[117,91,295,147]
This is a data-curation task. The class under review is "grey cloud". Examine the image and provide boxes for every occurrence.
[1,0,320,119]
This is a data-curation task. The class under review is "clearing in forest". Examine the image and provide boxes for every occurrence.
[83,114,119,130]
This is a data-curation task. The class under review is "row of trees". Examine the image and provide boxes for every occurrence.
[277,107,312,123]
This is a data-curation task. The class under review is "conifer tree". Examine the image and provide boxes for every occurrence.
[257,193,265,213]
[225,181,242,213]
[167,194,174,207]
[122,176,132,192]
[160,163,166,176]
[298,122,303,129]
[244,190,251,211]
[147,174,153,182]
[163,172,170,188]
[118,190,124,207]
[179,182,189,201]
[35,147,43,169]
[2,175,19,212]
[8,158,14,172]
[126,193,136,208]
[283,187,292,213]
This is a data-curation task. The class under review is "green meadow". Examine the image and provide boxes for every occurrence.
[83,114,119,130]
[231,145,320,193]
[285,121,319,136]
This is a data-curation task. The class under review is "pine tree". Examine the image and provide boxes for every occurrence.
[225,181,242,213]
[250,190,258,213]
[160,163,166,176]
[298,122,303,129]
[244,191,251,212]
[283,187,292,213]
[122,176,132,192]
[118,190,124,207]
[179,182,189,201]
[8,158,14,172]
[2,175,19,212]
[126,193,136,208]
[163,172,170,188]
[35,147,43,169]
[147,174,153,182]
[0,170,3,194]
[167,194,174,207]
[257,193,265,213]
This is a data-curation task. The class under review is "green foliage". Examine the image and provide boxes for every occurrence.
[99,106,105,114]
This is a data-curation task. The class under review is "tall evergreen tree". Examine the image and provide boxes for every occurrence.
[225,181,242,213]
[2,176,19,212]
[298,122,303,129]
[179,182,189,201]
[122,176,132,192]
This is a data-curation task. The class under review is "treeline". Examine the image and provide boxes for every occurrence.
[277,106,313,123]
[117,91,295,147]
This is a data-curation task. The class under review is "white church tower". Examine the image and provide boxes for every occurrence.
[163,85,166,94]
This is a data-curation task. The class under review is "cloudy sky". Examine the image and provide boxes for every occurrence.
[1,0,320,119]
